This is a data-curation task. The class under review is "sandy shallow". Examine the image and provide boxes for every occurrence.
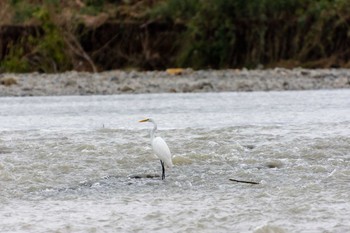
[1,68,350,96]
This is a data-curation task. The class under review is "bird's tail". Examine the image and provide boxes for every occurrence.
[165,159,173,168]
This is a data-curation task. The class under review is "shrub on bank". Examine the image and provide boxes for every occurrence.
[151,0,350,69]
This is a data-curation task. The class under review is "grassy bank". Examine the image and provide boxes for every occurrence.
[0,0,349,72]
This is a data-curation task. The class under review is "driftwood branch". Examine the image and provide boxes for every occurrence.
[63,31,98,72]
[229,178,260,184]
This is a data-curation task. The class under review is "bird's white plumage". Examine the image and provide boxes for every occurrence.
[152,136,173,168]
[139,118,173,179]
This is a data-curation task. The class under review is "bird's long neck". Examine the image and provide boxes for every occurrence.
[150,121,157,142]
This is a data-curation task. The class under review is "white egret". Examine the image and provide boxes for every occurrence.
[139,118,173,180]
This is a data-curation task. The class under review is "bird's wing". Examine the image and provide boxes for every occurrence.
[152,137,173,168]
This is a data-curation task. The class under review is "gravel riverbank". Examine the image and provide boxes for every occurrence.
[1,68,350,96]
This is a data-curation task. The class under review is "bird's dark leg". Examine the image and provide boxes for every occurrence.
[160,160,165,180]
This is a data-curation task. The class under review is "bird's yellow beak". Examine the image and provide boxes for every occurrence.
[139,118,149,123]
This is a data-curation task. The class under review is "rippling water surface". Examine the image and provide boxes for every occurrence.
[0,90,350,233]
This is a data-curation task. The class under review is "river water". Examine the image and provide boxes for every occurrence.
[0,90,349,233]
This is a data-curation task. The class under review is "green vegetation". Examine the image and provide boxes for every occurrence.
[0,0,349,72]
[1,4,72,72]
[151,0,350,69]
[11,0,39,23]
[1,39,30,73]
[31,7,72,72]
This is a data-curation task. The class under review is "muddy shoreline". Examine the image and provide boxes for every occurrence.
[1,68,350,96]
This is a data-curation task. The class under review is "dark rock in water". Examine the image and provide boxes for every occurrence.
[129,174,160,179]
[265,161,283,169]
[243,144,255,150]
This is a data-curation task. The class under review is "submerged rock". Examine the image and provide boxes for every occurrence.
[265,160,284,169]
[129,174,160,179]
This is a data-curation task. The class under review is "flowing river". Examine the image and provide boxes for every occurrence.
[0,90,349,232]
